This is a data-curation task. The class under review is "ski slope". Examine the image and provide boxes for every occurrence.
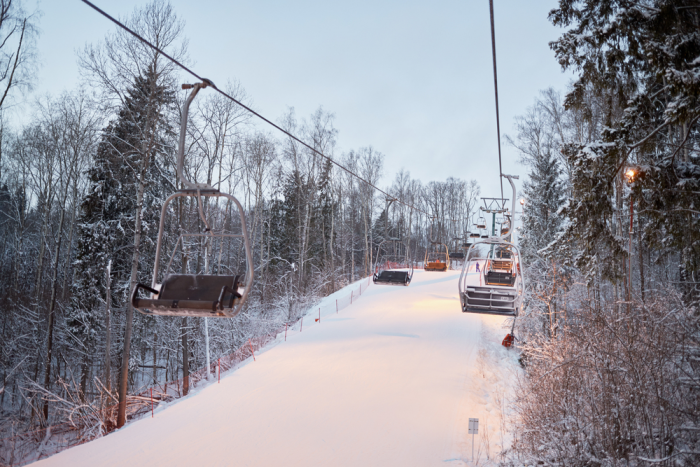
[34,270,522,467]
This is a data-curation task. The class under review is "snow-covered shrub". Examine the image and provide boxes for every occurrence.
[512,290,700,466]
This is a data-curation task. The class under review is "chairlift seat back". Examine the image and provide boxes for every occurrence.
[485,271,516,286]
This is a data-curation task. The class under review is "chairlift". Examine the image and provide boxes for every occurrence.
[424,243,450,271]
[425,217,450,271]
[131,81,254,318]
[458,174,524,317]
[373,239,413,286]
[458,239,523,316]
[476,216,487,230]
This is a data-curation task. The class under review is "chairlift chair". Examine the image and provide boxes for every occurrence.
[458,174,524,317]
[131,81,254,318]
[458,238,523,316]
[373,239,413,286]
[425,218,450,271]
[476,216,487,230]
[424,244,450,271]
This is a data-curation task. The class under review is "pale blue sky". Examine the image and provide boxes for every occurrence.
[29,0,573,200]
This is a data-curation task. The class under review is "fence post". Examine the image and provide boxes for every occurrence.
[218,358,220,383]
[336,299,338,313]
[300,317,303,332]
[151,388,154,418]
[285,323,288,341]
[249,338,256,362]
[319,307,321,323]
[351,291,353,304]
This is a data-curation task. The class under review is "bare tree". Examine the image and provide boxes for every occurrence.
[0,0,38,113]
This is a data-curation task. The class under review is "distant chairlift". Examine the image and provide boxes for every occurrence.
[131,81,254,318]
[424,219,450,272]
[458,175,524,317]
[450,237,465,260]
[424,245,450,271]
[373,238,414,286]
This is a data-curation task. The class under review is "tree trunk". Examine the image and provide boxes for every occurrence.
[105,260,112,392]
[42,204,66,421]
[181,317,189,396]
[117,164,149,428]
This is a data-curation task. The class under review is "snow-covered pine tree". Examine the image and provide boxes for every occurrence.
[68,70,174,402]
[550,0,700,287]
[520,149,565,263]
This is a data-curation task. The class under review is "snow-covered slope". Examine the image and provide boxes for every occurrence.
[34,270,522,467]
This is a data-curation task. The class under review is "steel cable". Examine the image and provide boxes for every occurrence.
[80,0,432,218]
[489,0,504,199]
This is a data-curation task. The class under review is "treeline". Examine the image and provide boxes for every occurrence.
[509,1,700,465]
[0,0,482,457]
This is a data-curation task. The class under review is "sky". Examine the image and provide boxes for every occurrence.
[25,0,574,203]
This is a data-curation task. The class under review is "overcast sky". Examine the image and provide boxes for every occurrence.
[26,0,573,202]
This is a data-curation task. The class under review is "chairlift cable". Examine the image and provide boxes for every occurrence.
[489,0,504,199]
[80,0,431,218]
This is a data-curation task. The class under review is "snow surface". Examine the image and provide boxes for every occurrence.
[33,270,522,467]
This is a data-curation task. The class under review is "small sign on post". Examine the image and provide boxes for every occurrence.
[469,418,479,461]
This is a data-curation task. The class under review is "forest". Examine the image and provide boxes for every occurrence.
[0,0,481,461]
[1,0,699,466]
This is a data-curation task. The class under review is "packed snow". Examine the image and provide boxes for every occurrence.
[33,270,522,467]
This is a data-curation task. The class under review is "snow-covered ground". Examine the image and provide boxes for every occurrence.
[33,270,522,467]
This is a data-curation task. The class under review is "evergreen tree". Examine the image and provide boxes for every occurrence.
[520,149,565,263]
[67,70,175,389]
[550,0,700,283]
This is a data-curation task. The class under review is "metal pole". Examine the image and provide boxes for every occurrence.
[105,260,112,393]
[204,317,211,380]
[629,198,633,303]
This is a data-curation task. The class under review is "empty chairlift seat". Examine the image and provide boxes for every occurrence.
[132,274,242,317]
[373,270,411,286]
